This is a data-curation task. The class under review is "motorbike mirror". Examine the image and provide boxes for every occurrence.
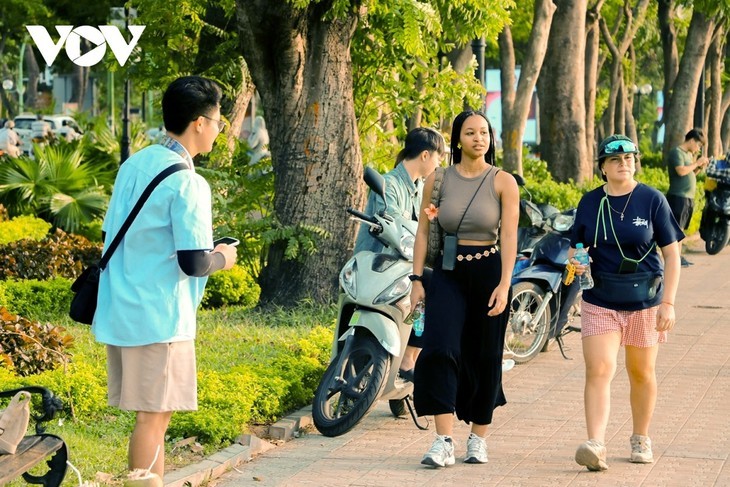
[511,173,526,186]
[363,167,386,200]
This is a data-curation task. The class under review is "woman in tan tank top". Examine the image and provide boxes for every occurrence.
[408,110,519,467]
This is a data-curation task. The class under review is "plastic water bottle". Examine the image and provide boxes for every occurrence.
[412,301,425,337]
[574,243,594,290]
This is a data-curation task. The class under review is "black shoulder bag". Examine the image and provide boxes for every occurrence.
[69,163,189,324]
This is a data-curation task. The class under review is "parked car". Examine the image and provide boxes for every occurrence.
[13,114,83,151]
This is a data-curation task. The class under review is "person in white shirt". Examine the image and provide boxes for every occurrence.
[0,121,21,157]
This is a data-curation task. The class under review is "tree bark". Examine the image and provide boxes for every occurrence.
[538,0,590,183]
[235,1,365,306]
[584,0,605,163]
[499,0,556,175]
[706,25,725,159]
[655,0,679,146]
[663,11,714,158]
[24,44,40,110]
[69,64,88,109]
[720,89,730,153]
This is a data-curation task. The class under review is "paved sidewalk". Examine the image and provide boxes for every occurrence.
[210,243,730,487]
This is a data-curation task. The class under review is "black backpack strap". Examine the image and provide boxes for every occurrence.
[99,162,189,269]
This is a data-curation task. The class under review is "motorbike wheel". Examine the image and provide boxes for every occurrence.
[312,333,390,437]
[505,281,551,364]
[705,219,729,255]
[389,399,407,417]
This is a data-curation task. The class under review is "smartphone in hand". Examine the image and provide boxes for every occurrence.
[214,237,240,247]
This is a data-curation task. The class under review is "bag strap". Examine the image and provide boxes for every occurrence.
[99,163,189,270]
[430,166,446,207]
[454,166,493,236]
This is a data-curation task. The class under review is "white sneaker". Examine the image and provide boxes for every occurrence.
[464,433,488,463]
[502,359,515,372]
[630,434,654,463]
[421,434,455,468]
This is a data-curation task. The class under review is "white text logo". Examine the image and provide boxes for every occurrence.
[26,25,145,67]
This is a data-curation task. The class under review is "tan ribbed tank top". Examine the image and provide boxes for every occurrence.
[437,165,501,241]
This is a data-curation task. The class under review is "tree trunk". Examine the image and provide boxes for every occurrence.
[69,64,88,109]
[225,72,255,157]
[706,25,725,159]
[656,0,679,145]
[599,0,649,143]
[663,11,714,158]
[538,0,590,183]
[235,1,365,306]
[24,44,40,110]
[584,1,605,163]
[720,89,730,153]
[499,0,556,175]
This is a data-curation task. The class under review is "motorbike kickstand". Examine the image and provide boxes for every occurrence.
[556,334,573,360]
[404,396,429,430]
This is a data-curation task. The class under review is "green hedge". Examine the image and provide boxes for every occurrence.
[0,278,74,321]
[202,264,260,309]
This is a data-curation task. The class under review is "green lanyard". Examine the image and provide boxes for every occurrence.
[593,186,656,263]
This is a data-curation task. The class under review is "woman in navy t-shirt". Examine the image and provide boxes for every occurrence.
[569,135,683,472]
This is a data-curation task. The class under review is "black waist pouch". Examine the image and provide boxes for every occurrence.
[592,271,662,304]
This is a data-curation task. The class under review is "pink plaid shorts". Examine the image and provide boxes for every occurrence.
[580,300,667,347]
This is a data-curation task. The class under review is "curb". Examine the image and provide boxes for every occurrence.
[163,406,314,487]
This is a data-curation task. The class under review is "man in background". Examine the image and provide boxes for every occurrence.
[666,129,708,267]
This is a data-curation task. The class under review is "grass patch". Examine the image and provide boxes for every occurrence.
[3,301,336,485]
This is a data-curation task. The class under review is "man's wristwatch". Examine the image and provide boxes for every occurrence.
[408,274,423,282]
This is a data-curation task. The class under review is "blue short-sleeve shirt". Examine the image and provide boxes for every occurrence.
[93,144,214,346]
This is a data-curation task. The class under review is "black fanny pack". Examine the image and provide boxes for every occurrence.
[591,271,662,304]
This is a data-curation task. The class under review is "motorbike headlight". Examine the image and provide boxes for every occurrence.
[340,258,357,297]
[373,274,411,305]
[399,234,415,260]
[551,214,575,232]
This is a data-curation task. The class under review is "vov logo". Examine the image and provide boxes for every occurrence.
[26,25,146,67]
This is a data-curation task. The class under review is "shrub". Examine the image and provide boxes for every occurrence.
[522,159,590,210]
[638,151,664,169]
[202,265,260,309]
[0,306,74,376]
[0,215,51,244]
[0,278,74,321]
[0,228,101,280]
[75,219,104,242]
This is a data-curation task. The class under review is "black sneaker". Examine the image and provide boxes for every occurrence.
[680,256,693,267]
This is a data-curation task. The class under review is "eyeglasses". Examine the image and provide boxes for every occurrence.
[201,115,228,133]
[602,139,637,155]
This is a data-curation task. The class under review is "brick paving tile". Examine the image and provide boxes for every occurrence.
[208,242,730,486]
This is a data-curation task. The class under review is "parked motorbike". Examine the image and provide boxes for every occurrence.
[312,167,423,437]
[506,208,581,364]
[700,155,730,255]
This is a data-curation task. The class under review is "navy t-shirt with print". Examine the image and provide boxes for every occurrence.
[571,183,684,311]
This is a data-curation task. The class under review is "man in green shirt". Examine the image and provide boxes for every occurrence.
[666,129,708,267]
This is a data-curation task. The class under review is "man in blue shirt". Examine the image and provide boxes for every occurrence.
[94,76,237,479]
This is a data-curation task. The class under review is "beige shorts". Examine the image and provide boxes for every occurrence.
[106,341,197,412]
[581,301,667,348]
